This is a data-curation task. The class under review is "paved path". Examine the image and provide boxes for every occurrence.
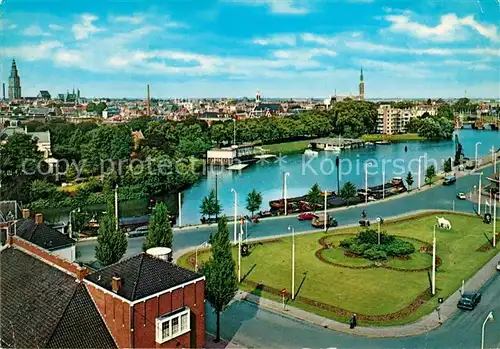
[234,252,500,338]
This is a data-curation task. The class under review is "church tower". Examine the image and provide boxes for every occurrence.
[359,67,364,101]
[255,90,261,104]
[8,59,21,100]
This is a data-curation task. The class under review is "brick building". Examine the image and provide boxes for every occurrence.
[1,218,206,348]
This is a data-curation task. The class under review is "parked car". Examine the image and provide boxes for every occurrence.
[359,219,371,227]
[127,225,148,238]
[457,292,481,310]
[457,192,467,200]
[298,212,318,221]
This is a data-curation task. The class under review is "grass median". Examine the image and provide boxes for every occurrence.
[177,212,498,326]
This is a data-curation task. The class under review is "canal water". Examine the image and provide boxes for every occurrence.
[43,129,498,225]
[180,129,498,225]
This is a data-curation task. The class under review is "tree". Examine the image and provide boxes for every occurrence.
[95,102,107,116]
[443,158,452,174]
[86,102,96,113]
[202,217,237,342]
[200,189,222,220]
[95,201,128,266]
[339,181,357,206]
[307,183,322,211]
[246,189,263,216]
[142,202,173,251]
[425,165,436,185]
[406,171,414,190]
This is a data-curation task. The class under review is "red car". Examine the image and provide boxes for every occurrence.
[298,212,318,221]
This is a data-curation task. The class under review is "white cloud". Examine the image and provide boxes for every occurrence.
[301,33,337,45]
[110,14,144,24]
[2,41,63,61]
[23,25,51,37]
[384,13,499,42]
[357,59,431,78]
[272,48,337,61]
[253,34,297,46]
[227,0,310,15]
[53,49,84,66]
[72,14,103,40]
[48,24,64,31]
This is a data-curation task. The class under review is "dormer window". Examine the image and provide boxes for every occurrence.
[155,308,190,344]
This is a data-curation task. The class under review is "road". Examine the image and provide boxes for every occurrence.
[206,273,500,349]
[76,166,497,262]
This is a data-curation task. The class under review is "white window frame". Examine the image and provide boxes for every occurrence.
[155,308,191,344]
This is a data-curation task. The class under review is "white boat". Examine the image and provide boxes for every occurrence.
[324,144,341,152]
[304,149,318,156]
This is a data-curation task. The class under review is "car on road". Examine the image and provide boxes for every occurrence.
[456,192,466,200]
[497,261,500,272]
[127,225,148,238]
[457,292,481,310]
[298,212,318,221]
[443,175,457,185]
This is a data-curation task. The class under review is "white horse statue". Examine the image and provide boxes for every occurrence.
[436,216,451,230]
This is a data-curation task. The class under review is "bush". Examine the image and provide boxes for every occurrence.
[339,237,357,248]
[363,248,388,261]
[385,240,416,257]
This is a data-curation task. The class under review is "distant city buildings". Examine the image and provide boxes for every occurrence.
[8,59,21,100]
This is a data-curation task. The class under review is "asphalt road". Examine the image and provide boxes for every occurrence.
[205,273,500,349]
[76,166,497,262]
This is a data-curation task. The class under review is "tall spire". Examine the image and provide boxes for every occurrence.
[9,58,21,100]
[359,67,365,101]
[360,66,364,82]
[10,59,19,78]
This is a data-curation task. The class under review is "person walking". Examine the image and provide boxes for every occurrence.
[350,314,357,329]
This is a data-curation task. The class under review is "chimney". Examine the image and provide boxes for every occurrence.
[76,265,89,281]
[146,84,151,117]
[35,213,43,225]
[111,275,122,293]
[22,209,30,219]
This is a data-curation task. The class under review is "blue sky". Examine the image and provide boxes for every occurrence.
[1,0,499,98]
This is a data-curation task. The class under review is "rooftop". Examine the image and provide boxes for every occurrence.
[85,253,202,301]
[15,218,75,250]
[0,247,116,348]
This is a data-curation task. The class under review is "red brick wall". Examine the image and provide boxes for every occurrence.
[133,279,206,349]
[86,283,132,348]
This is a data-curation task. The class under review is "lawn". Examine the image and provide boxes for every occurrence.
[361,133,424,142]
[261,140,312,154]
[178,213,498,325]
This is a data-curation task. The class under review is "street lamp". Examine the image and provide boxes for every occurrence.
[231,188,238,243]
[284,172,290,215]
[475,141,481,169]
[481,311,494,349]
[323,190,328,232]
[195,241,209,272]
[493,193,497,248]
[68,207,80,239]
[432,224,437,296]
[418,155,426,190]
[288,225,295,300]
[364,161,376,203]
[478,172,483,216]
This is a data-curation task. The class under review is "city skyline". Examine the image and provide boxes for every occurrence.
[1,0,499,99]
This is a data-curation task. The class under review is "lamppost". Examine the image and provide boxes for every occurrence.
[68,207,80,239]
[288,225,295,300]
[284,172,290,215]
[178,191,182,228]
[195,241,209,272]
[323,190,327,232]
[418,155,426,190]
[475,141,481,169]
[377,217,383,245]
[493,193,497,248]
[481,311,494,349]
[238,219,243,283]
[364,161,376,203]
[478,172,483,216]
[231,188,238,243]
[432,224,437,296]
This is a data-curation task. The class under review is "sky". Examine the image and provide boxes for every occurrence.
[0,0,499,99]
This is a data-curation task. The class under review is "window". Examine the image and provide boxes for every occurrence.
[156,308,191,344]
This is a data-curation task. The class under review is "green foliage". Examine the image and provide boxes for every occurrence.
[425,165,436,185]
[200,189,222,219]
[307,183,322,210]
[339,181,357,205]
[407,115,454,140]
[246,189,263,215]
[71,210,91,236]
[406,171,414,189]
[437,105,454,120]
[339,229,415,261]
[202,217,238,342]
[95,102,107,116]
[142,202,173,251]
[30,180,59,202]
[95,202,128,266]
[443,158,452,173]
[86,102,96,113]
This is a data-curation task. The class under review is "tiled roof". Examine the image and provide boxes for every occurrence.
[85,253,201,301]
[15,218,75,250]
[0,247,116,348]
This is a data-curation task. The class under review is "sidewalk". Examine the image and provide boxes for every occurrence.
[205,333,245,349]
[236,252,500,338]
